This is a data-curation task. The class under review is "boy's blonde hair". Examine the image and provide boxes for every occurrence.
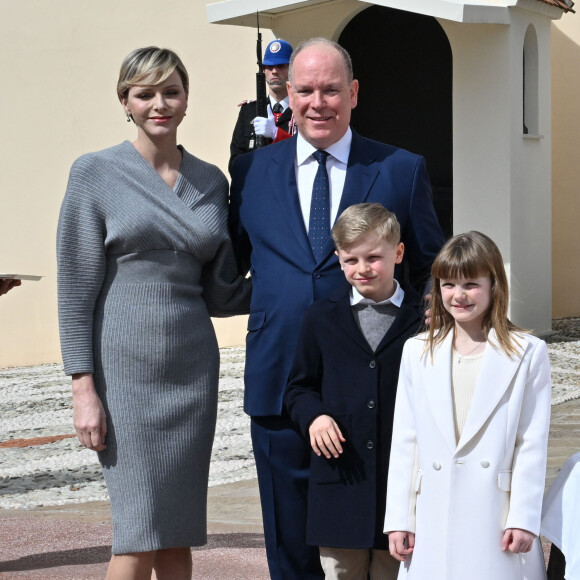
[427,230,526,359]
[117,46,189,101]
[332,203,400,250]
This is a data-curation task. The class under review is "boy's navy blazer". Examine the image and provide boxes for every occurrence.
[284,284,423,549]
[229,131,444,418]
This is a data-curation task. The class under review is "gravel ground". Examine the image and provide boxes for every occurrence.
[0,348,254,510]
[0,319,578,511]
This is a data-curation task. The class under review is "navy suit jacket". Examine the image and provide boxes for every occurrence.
[229,130,444,416]
[284,285,423,548]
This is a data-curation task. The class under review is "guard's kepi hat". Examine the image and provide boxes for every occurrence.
[263,39,293,65]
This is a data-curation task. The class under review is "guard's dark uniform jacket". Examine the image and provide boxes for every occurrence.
[228,101,293,174]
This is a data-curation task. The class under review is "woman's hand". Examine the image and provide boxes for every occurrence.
[308,414,346,459]
[389,531,415,561]
[502,528,535,553]
[72,373,107,451]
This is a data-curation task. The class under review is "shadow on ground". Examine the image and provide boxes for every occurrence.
[0,533,265,573]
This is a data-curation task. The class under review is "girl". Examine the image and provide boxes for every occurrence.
[384,231,551,580]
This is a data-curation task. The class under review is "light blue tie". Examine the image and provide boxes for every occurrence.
[308,150,330,262]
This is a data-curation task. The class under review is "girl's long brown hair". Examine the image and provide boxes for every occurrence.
[426,231,526,360]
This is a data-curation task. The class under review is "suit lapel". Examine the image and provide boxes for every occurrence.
[332,291,375,355]
[374,292,422,355]
[333,287,422,357]
[277,107,292,128]
[272,131,385,265]
[316,132,382,264]
[335,132,381,219]
[267,138,313,261]
[423,333,457,454]
[456,331,528,452]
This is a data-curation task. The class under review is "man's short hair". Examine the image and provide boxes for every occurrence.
[288,37,353,84]
[332,203,400,250]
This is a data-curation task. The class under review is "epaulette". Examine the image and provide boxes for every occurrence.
[237,99,257,107]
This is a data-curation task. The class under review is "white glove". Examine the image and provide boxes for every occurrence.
[252,107,277,140]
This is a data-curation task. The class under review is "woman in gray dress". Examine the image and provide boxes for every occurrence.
[57,47,250,580]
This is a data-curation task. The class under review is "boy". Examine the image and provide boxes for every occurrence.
[284,203,423,580]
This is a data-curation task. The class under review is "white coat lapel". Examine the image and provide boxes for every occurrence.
[456,330,528,451]
[423,333,457,454]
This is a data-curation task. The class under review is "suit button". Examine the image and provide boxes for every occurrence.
[366,440,375,450]
[312,271,321,279]
[369,360,376,369]
[433,462,441,471]
[480,460,490,468]
[367,399,376,409]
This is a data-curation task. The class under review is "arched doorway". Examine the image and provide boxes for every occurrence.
[339,6,453,238]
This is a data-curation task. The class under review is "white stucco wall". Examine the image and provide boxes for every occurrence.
[509,10,553,332]
[434,13,553,333]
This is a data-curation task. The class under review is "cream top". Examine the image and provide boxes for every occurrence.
[451,349,484,443]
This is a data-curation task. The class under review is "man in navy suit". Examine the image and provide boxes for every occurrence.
[229,37,445,580]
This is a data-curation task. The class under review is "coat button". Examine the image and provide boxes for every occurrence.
[369,360,376,369]
[480,460,490,468]
[312,271,321,279]
[366,440,375,450]
[433,462,441,470]
[367,399,376,409]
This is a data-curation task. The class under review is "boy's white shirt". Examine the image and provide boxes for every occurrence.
[350,279,405,307]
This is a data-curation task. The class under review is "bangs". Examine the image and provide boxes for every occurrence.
[432,238,488,281]
[132,65,177,88]
[426,230,522,357]
[118,47,189,99]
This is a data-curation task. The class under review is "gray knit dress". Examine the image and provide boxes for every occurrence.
[57,141,250,554]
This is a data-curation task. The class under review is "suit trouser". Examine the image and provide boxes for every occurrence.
[251,415,324,580]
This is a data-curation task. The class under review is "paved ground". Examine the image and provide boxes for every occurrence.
[0,398,578,579]
[0,479,268,579]
[0,347,268,579]
[0,319,578,579]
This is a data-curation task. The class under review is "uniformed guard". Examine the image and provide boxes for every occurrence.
[228,39,294,173]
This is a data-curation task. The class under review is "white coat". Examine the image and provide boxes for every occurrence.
[541,451,580,579]
[384,330,551,580]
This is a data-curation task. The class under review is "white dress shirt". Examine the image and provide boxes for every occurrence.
[350,279,405,307]
[269,95,289,112]
[295,128,352,232]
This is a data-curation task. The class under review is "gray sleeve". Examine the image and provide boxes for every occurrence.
[199,166,251,318]
[57,157,107,375]
[201,239,252,318]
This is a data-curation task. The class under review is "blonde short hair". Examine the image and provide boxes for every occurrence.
[117,46,189,100]
[332,203,400,250]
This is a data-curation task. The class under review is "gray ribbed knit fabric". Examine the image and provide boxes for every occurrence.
[352,303,399,351]
[57,141,250,554]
